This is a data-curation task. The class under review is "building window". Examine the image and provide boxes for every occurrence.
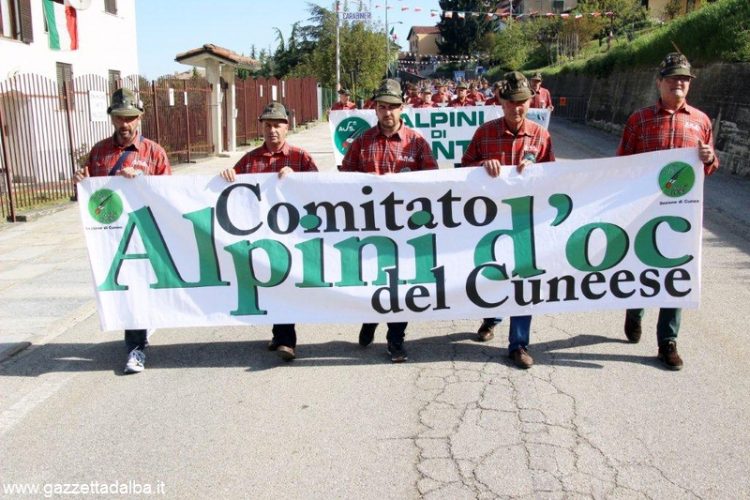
[56,62,74,110]
[108,70,121,94]
[104,0,117,15]
[0,0,33,42]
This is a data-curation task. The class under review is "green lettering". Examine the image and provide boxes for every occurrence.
[99,207,201,291]
[473,196,544,280]
[566,223,629,272]
[225,239,291,316]
[334,236,403,286]
[635,216,693,268]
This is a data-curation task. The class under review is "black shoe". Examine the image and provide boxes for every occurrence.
[267,340,280,351]
[387,343,408,363]
[657,341,683,371]
[476,320,495,342]
[624,316,642,343]
[359,324,377,347]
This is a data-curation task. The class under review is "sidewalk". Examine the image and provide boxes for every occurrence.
[0,121,334,361]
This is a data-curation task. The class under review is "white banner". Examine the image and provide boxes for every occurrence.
[329,106,551,169]
[77,149,703,331]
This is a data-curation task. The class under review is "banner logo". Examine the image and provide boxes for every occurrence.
[88,188,123,224]
[658,162,695,198]
[334,117,370,155]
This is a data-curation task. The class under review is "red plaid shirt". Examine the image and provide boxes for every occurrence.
[530,87,553,109]
[405,95,423,107]
[462,118,555,167]
[470,90,485,102]
[86,133,171,177]
[331,101,356,111]
[449,97,475,107]
[432,92,451,104]
[617,100,719,175]
[484,97,500,106]
[233,142,318,174]
[340,122,438,175]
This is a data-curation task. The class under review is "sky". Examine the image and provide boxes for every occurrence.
[136,0,444,80]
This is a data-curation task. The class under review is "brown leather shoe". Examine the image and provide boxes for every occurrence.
[658,341,683,370]
[509,348,533,369]
[276,345,296,361]
[476,321,495,342]
[624,316,642,343]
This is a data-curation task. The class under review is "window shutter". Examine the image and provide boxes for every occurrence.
[18,0,33,43]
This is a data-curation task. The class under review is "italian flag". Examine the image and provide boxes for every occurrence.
[43,0,78,50]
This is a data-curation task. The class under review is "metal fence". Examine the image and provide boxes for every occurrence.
[0,73,320,221]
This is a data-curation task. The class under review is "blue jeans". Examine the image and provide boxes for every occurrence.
[483,316,532,352]
[626,308,680,344]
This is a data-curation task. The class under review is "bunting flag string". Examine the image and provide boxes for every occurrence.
[366,4,616,21]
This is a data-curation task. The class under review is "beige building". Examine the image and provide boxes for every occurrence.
[643,0,704,18]
[406,26,441,56]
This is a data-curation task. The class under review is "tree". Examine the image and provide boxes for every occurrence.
[437,0,500,55]
[287,3,389,97]
[490,20,536,70]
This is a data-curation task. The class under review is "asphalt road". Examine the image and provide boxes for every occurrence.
[1,119,749,499]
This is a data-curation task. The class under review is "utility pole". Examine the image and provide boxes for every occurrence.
[385,0,390,77]
[336,0,341,90]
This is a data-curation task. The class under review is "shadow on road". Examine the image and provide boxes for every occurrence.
[0,331,663,377]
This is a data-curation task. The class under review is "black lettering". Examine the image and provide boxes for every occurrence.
[216,183,262,236]
[610,270,636,298]
[665,268,691,297]
[581,272,607,299]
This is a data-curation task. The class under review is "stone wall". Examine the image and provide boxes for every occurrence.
[544,63,750,177]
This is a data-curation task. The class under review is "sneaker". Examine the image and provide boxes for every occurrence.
[276,345,296,361]
[509,348,533,369]
[387,343,408,363]
[359,324,377,347]
[624,316,642,343]
[476,321,495,342]
[123,348,145,374]
[657,341,683,371]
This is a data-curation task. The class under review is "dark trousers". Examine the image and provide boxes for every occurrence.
[124,329,148,352]
[626,308,681,344]
[272,324,297,348]
[361,322,407,345]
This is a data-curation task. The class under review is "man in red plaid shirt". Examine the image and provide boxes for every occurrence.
[461,71,555,369]
[331,88,357,111]
[618,52,719,370]
[341,78,438,362]
[73,88,171,375]
[529,73,554,111]
[449,82,474,107]
[220,101,318,362]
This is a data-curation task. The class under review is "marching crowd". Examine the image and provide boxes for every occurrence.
[73,52,718,375]
[333,73,555,111]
